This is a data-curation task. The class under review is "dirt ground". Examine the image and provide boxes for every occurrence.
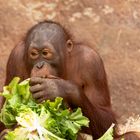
[0,0,140,126]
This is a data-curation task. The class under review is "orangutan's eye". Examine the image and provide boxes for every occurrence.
[42,49,53,59]
[30,49,39,59]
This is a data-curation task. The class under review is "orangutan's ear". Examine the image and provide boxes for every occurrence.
[66,39,73,52]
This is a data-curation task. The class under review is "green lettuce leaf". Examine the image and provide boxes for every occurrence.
[0,77,21,127]
[0,77,89,140]
[98,124,115,140]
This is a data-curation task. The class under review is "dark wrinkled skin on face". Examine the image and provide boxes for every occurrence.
[2,21,140,140]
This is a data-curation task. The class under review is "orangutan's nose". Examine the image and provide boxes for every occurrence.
[36,61,44,69]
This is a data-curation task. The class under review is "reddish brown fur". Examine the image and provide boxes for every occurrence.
[115,132,140,140]
[1,21,140,140]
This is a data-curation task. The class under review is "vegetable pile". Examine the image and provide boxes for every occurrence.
[0,77,89,140]
[0,77,115,140]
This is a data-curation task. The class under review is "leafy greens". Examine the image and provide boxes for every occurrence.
[0,77,89,140]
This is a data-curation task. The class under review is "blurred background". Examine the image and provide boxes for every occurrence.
[0,0,140,125]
